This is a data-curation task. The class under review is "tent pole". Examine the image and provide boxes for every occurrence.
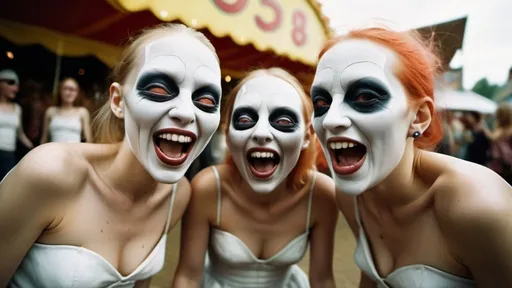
[52,40,63,100]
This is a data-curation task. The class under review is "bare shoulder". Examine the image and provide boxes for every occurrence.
[2,143,89,197]
[78,107,90,117]
[189,165,223,211]
[45,106,56,116]
[173,177,192,210]
[311,172,338,222]
[434,162,512,239]
[312,172,337,206]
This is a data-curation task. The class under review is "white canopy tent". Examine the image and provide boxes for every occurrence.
[435,89,498,114]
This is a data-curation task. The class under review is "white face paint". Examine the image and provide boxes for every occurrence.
[228,75,308,193]
[311,39,415,195]
[123,33,222,183]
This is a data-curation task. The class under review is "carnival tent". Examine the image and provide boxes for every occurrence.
[436,89,497,114]
[0,0,331,88]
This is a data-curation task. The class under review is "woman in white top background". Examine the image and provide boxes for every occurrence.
[40,77,93,143]
[0,23,223,288]
[0,69,33,180]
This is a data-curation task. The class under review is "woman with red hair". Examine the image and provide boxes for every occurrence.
[311,27,512,287]
[174,68,338,288]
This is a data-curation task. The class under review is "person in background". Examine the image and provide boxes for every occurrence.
[0,69,33,180]
[464,111,491,166]
[40,77,93,143]
[482,103,512,183]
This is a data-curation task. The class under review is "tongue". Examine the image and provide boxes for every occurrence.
[160,140,184,159]
[337,149,363,166]
[252,158,275,173]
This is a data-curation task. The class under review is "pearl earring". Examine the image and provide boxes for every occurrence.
[412,131,421,138]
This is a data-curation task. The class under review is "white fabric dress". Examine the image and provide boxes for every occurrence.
[202,167,314,288]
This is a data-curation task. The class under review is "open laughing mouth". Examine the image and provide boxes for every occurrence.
[246,147,281,179]
[328,137,367,175]
[153,128,197,166]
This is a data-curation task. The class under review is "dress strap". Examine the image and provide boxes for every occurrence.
[353,196,363,228]
[164,182,178,233]
[211,166,222,227]
[306,171,316,232]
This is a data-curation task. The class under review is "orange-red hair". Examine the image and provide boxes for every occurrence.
[222,68,316,190]
[319,27,443,149]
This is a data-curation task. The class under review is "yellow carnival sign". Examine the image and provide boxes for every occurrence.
[109,0,331,65]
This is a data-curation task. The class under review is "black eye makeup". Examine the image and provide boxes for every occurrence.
[269,107,299,133]
[345,77,391,113]
[310,86,332,117]
[136,72,179,102]
[192,86,221,113]
[232,107,258,130]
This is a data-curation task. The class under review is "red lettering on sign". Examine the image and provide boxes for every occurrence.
[255,0,282,32]
[213,0,248,14]
[291,10,307,46]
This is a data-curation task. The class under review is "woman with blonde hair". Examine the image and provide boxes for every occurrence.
[312,27,512,287]
[40,77,93,143]
[0,23,223,288]
[174,68,338,288]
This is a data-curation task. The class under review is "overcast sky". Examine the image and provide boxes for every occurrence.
[318,0,511,89]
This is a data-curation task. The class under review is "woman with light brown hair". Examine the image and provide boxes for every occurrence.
[0,23,223,288]
[174,68,338,288]
[40,77,93,143]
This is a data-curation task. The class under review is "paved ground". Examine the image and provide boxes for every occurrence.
[151,214,360,287]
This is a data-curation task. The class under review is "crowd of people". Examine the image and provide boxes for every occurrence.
[0,22,512,288]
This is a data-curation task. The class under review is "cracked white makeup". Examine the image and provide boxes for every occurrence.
[311,39,415,195]
[228,75,307,193]
[123,33,222,183]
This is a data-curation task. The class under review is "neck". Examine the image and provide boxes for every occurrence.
[363,139,426,209]
[60,103,73,109]
[237,171,290,206]
[103,139,158,202]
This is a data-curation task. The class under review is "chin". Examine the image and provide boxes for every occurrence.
[332,176,369,196]
[149,168,185,184]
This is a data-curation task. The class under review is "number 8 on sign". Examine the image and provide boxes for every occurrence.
[292,10,307,46]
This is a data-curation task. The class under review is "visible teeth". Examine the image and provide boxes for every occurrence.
[250,151,276,158]
[158,133,193,143]
[330,141,358,150]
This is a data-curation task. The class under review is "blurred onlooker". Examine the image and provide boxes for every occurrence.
[40,78,92,143]
[483,103,512,183]
[450,111,473,159]
[464,111,491,166]
[437,110,457,155]
[0,69,34,180]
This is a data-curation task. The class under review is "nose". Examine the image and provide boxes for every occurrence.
[167,99,195,125]
[252,120,273,144]
[322,103,351,133]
